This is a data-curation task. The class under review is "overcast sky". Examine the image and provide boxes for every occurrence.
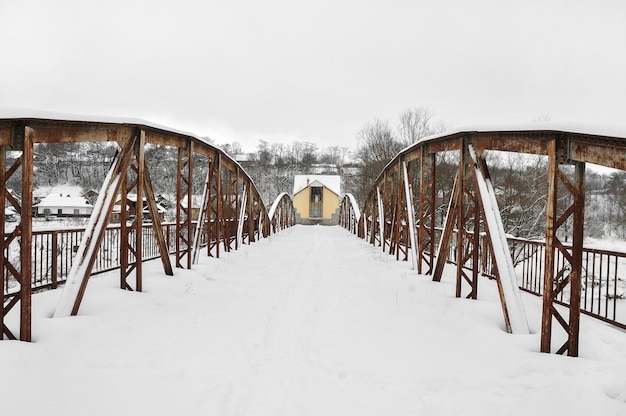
[1,0,625,151]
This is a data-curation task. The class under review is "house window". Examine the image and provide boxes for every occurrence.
[57,209,63,215]
[310,187,322,203]
[43,208,51,215]
[310,187,323,218]
[73,209,80,215]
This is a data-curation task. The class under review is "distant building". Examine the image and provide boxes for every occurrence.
[292,175,341,225]
[4,207,18,222]
[111,194,167,223]
[82,189,99,205]
[35,193,94,217]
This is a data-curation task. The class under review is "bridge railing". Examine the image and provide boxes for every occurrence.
[268,192,297,233]
[4,187,298,299]
[478,235,626,329]
[3,216,275,297]
[3,222,176,296]
[352,221,626,330]
[339,193,361,235]
[432,228,626,329]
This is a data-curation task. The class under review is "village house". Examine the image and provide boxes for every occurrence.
[111,194,167,223]
[35,191,93,217]
[82,189,99,205]
[292,175,341,225]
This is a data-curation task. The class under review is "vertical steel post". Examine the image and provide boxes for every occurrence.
[0,145,5,338]
[418,150,436,274]
[568,161,585,356]
[541,136,584,356]
[20,127,34,341]
[175,142,193,269]
[402,160,418,270]
[456,140,479,299]
[542,139,558,353]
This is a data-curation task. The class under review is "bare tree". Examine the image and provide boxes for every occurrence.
[350,119,404,205]
[397,106,439,147]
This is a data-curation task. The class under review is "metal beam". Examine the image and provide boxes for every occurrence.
[402,160,418,270]
[432,172,460,282]
[456,140,479,300]
[569,140,626,171]
[175,142,194,269]
[54,131,138,317]
[418,150,436,274]
[467,145,530,334]
[541,136,585,356]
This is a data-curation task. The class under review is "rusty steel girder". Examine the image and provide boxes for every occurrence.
[176,142,194,269]
[1,125,33,341]
[270,193,297,233]
[541,137,586,356]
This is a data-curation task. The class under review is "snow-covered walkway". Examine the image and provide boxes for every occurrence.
[2,225,626,415]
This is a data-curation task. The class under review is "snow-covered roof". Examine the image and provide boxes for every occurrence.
[37,184,83,197]
[37,194,93,208]
[293,175,341,196]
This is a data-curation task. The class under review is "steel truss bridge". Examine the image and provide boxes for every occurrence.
[1,115,296,341]
[338,126,626,357]
[2,116,626,357]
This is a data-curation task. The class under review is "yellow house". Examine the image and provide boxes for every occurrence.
[292,175,341,225]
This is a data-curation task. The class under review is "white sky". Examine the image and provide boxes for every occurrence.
[1,0,625,151]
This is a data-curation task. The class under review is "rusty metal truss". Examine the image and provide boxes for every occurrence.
[267,193,297,235]
[340,127,626,356]
[1,116,295,341]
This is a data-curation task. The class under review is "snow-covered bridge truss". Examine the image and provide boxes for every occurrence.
[1,115,296,341]
[339,126,626,357]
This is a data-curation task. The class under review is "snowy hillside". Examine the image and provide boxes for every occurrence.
[1,225,625,415]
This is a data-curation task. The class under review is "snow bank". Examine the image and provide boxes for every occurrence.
[2,226,625,415]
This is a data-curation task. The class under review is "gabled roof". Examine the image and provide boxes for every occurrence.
[293,175,341,196]
[36,194,93,208]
